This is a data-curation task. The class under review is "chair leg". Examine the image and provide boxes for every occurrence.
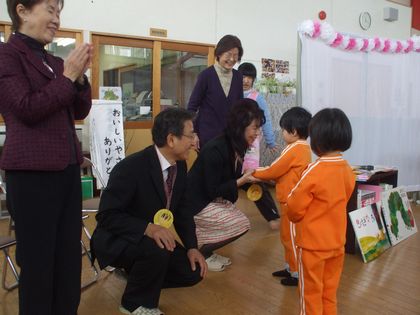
[82,223,92,240]
[80,239,99,289]
[2,248,19,291]
[81,214,114,273]
[82,215,115,273]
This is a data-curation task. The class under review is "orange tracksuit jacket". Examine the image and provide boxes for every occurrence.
[253,140,311,273]
[287,155,355,315]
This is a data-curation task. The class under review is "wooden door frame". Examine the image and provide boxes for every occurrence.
[91,32,214,129]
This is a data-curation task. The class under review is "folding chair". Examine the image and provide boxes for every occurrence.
[81,157,105,242]
[81,157,116,272]
[80,157,117,285]
[0,235,19,291]
[0,170,99,290]
[0,178,7,219]
[0,174,19,291]
[0,173,16,237]
[80,157,106,288]
[80,212,100,289]
[80,157,104,245]
[80,157,106,191]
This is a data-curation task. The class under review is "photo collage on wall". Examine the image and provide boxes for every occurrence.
[261,58,289,78]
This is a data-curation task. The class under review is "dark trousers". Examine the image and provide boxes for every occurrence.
[200,230,248,258]
[6,165,82,315]
[113,238,202,311]
[242,183,279,221]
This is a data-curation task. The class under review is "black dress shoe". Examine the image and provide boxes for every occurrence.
[272,269,291,278]
[280,276,299,286]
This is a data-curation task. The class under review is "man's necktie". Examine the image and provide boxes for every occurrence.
[166,165,176,195]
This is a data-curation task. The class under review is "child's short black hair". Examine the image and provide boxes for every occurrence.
[238,62,257,80]
[279,107,312,139]
[309,108,352,156]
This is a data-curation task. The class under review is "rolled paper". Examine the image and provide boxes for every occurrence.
[154,209,174,229]
[247,184,263,201]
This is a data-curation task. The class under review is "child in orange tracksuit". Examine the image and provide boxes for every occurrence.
[253,107,312,286]
[287,108,355,315]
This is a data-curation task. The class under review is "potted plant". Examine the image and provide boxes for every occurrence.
[255,78,297,96]
[282,80,296,96]
[255,77,282,94]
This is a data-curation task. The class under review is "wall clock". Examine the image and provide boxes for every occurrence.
[359,12,371,30]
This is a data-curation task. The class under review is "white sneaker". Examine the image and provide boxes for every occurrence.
[119,305,165,315]
[205,255,225,271]
[212,253,231,266]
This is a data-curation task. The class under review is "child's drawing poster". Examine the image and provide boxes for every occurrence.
[349,202,390,263]
[381,187,417,245]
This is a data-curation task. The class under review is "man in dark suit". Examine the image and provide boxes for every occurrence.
[91,108,207,315]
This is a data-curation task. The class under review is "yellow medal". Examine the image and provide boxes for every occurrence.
[153,209,174,229]
[247,184,263,201]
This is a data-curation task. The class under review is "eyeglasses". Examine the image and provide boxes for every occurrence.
[182,133,198,141]
[222,52,239,61]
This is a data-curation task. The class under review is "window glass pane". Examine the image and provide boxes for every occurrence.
[160,50,207,110]
[100,44,153,121]
[45,37,76,58]
[0,31,5,43]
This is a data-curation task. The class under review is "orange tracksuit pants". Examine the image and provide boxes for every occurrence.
[280,204,297,273]
[297,247,345,315]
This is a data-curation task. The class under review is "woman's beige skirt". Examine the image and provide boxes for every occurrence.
[194,198,250,246]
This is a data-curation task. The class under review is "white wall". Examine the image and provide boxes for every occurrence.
[0,0,412,79]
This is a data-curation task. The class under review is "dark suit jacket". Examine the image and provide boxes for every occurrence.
[187,66,243,146]
[187,134,242,216]
[92,145,197,269]
[0,34,91,171]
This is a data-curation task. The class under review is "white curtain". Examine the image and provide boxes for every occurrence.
[300,34,420,186]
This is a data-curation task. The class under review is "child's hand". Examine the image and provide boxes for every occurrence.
[248,174,261,182]
[243,168,254,175]
[237,169,255,186]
